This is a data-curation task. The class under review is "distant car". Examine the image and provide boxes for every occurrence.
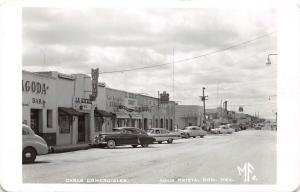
[211,125,234,134]
[93,127,155,149]
[239,123,248,130]
[22,124,48,163]
[255,124,263,130]
[146,128,181,144]
[180,126,207,138]
[227,124,241,132]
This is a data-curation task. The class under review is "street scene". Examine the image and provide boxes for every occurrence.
[23,129,276,184]
[22,8,277,185]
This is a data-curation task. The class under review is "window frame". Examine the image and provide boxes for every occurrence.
[47,109,53,128]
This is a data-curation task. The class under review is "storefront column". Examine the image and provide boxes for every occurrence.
[89,108,95,143]
[22,105,30,126]
[72,116,78,144]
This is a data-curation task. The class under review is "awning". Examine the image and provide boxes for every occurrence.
[58,107,82,116]
[130,114,143,119]
[115,113,130,119]
[94,109,115,117]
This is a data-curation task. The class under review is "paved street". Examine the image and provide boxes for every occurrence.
[23,130,276,184]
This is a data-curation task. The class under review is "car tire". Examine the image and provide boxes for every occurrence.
[132,145,138,148]
[158,141,162,144]
[200,135,204,138]
[141,144,149,147]
[193,136,196,138]
[186,134,190,139]
[23,147,36,164]
[106,140,116,149]
[167,138,173,144]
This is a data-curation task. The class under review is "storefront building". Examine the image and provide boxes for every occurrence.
[175,105,203,131]
[22,70,111,146]
[105,88,175,131]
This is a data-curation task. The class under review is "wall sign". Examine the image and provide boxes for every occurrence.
[22,80,49,95]
[73,97,92,111]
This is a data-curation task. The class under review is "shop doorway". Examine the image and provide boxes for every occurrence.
[30,109,42,135]
[160,118,164,128]
[144,118,147,130]
[78,116,85,143]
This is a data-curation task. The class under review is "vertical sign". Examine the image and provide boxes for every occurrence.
[90,68,99,101]
[239,106,243,112]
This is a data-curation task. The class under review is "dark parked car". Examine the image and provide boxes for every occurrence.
[93,127,155,149]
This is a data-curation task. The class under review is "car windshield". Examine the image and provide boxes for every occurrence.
[146,129,154,134]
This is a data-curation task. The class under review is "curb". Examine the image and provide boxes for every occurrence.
[49,144,91,153]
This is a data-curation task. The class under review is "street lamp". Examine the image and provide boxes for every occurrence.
[266,53,278,65]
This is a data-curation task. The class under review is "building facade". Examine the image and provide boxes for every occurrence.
[22,70,175,147]
[175,105,203,131]
[105,88,175,131]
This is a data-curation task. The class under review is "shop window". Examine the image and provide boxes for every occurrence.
[95,116,104,132]
[59,114,71,133]
[170,119,173,131]
[47,110,53,128]
[117,119,122,127]
[166,119,169,130]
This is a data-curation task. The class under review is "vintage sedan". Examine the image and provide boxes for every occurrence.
[211,125,234,134]
[180,126,207,138]
[93,127,155,149]
[227,124,241,132]
[22,124,49,163]
[146,128,181,144]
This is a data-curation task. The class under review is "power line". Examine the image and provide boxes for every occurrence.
[99,30,276,74]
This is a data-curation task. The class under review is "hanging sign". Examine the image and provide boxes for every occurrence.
[90,68,99,101]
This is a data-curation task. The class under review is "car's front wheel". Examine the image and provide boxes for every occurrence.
[132,145,138,148]
[200,135,204,138]
[106,140,116,149]
[157,141,162,144]
[167,138,173,143]
[23,147,36,164]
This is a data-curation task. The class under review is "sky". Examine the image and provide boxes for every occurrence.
[22,8,277,119]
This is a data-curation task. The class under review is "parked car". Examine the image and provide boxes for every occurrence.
[146,128,181,144]
[22,124,49,163]
[211,125,234,134]
[180,126,207,138]
[93,127,155,149]
[227,124,241,132]
[255,124,263,130]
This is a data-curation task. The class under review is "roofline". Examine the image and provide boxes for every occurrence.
[22,70,57,80]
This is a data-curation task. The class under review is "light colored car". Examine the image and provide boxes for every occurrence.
[211,125,234,134]
[180,126,207,138]
[146,128,181,144]
[227,124,241,132]
[22,124,48,163]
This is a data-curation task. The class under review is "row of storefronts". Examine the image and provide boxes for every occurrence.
[22,70,175,146]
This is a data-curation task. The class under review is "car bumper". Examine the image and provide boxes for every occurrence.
[94,140,108,145]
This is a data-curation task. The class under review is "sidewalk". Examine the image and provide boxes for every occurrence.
[49,143,91,153]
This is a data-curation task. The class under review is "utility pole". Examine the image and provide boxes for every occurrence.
[172,48,175,101]
[275,112,277,131]
[201,87,208,128]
